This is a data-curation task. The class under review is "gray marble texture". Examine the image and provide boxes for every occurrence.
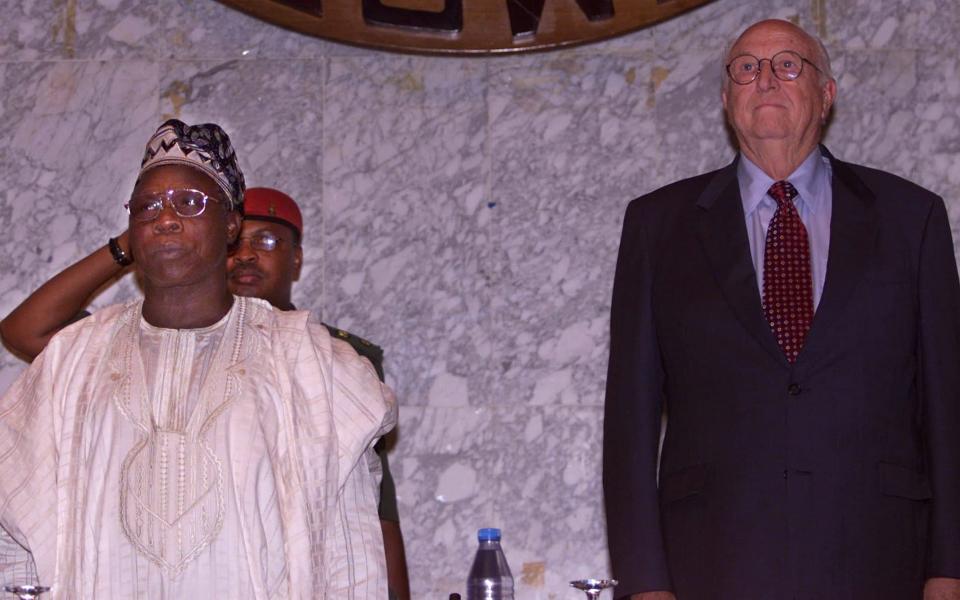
[1,0,958,597]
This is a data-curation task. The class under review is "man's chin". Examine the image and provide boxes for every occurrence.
[743,125,795,144]
[142,269,210,290]
[229,281,264,297]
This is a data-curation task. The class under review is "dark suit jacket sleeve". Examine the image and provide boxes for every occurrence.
[604,199,672,596]
[917,197,960,577]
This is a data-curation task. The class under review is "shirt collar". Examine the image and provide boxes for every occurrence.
[737,147,828,215]
[139,297,236,334]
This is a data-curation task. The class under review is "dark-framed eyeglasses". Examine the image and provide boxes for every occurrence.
[125,189,217,223]
[726,50,823,85]
[229,232,287,253]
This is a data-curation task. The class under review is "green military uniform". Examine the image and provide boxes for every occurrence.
[324,324,400,523]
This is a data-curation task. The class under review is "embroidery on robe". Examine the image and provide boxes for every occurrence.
[114,298,248,574]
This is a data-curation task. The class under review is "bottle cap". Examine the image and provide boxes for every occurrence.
[477,527,501,541]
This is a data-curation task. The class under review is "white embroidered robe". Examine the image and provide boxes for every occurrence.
[0,296,396,599]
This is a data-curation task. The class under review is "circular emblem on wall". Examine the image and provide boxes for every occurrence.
[217,0,716,54]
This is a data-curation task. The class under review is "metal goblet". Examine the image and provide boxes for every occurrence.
[4,586,50,600]
[570,578,617,600]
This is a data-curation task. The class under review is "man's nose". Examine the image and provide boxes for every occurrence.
[152,201,183,233]
[230,239,258,263]
[755,59,779,90]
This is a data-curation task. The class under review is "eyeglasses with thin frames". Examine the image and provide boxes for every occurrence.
[125,189,219,223]
[726,50,823,85]
[229,232,291,254]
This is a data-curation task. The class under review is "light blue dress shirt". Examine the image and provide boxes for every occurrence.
[737,148,833,309]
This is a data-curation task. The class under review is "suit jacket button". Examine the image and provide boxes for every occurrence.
[787,383,801,396]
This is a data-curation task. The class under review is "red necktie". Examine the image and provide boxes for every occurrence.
[762,180,814,363]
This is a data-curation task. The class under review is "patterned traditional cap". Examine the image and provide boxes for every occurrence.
[243,187,303,243]
[139,119,246,210]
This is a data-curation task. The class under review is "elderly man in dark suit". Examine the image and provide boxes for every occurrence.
[603,19,960,600]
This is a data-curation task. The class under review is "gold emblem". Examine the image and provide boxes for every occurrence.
[218,0,716,54]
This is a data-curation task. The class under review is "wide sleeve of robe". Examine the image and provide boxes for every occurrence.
[0,303,125,591]
[279,313,397,598]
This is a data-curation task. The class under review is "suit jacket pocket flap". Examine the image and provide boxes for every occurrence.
[880,462,932,500]
[660,463,707,503]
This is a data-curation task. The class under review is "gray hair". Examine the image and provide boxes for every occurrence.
[721,21,835,88]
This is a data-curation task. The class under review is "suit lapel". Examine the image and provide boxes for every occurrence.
[796,151,879,368]
[695,160,787,366]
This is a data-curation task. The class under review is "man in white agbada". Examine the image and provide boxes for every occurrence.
[0,119,397,599]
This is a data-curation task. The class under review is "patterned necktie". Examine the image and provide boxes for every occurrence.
[762,180,813,363]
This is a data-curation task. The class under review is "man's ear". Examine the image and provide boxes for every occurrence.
[225,211,242,245]
[820,78,837,123]
[292,245,303,282]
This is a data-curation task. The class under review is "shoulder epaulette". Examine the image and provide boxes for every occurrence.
[322,323,385,381]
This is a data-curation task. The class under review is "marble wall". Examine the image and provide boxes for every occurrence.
[1,0,958,597]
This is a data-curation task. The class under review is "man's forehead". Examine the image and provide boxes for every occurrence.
[135,164,223,197]
[730,21,815,57]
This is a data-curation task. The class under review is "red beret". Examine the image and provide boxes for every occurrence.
[243,187,303,241]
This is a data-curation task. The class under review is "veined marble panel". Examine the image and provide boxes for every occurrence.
[824,50,924,172]
[0,0,65,60]
[151,0,360,60]
[322,55,492,410]
[826,0,960,50]
[823,50,960,230]
[651,0,819,53]
[0,0,352,62]
[486,51,656,409]
[650,46,736,188]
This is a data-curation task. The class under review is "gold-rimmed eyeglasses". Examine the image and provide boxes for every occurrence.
[125,189,219,223]
[726,50,823,85]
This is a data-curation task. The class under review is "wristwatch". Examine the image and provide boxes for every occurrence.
[108,237,133,266]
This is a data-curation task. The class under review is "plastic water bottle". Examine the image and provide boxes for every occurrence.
[466,528,514,600]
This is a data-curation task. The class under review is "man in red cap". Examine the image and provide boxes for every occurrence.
[0,186,410,599]
[228,187,304,311]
